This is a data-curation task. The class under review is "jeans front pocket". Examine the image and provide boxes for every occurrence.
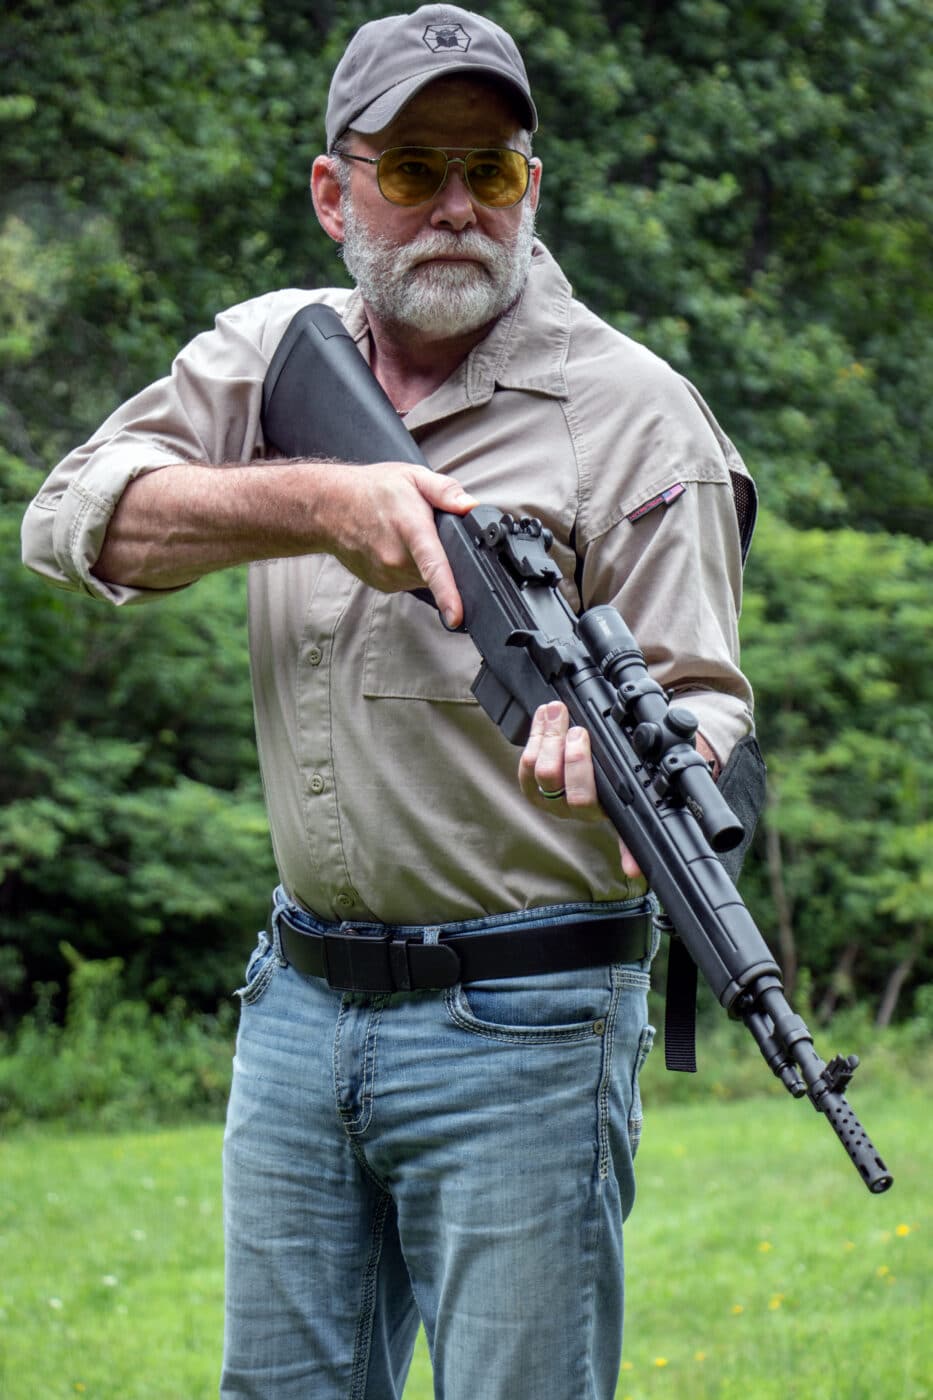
[627,1022,656,1156]
[235,931,279,1007]
[447,966,614,1045]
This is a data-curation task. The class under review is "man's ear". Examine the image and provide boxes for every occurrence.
[528,157,542,214]
[311,155,345,243]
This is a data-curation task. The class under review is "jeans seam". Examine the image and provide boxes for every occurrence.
[357,999,384,1135]
[335,998,385,1135]
[333,998,395,1197]
[581,1184,601,1400]
[348,1189,393,1400]
[596,965,624,1182]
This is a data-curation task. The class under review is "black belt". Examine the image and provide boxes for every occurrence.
[272,905,653,994]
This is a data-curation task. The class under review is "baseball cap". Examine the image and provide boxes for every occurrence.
[325,5,538,150]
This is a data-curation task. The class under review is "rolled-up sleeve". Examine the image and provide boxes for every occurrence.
[21,291,299,604]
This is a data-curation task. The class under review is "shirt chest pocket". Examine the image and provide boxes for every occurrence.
[361,589,482,703]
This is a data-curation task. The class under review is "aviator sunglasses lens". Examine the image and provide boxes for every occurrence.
[464,149,529,207]
[377,148,529,208]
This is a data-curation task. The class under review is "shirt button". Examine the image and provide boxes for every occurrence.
[307,644,323,666]
[334,892,354,911]
[309,773,326,794]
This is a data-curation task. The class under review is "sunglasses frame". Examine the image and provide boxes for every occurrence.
[334,145,532,209]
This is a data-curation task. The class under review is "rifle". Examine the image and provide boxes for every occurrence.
[261,302,893,1196]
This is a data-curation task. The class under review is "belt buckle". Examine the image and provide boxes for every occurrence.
[321,928,392,993]
[320,928,460,993]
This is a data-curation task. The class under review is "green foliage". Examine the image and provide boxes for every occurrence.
[737,513,932,1010]
[0,449,276,1019]
[0,944,235,1129]
[498,0,933,537]
[1,0,338,462]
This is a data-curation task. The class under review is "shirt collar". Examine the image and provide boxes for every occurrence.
[343,239,572,430]
[462,240,572,403]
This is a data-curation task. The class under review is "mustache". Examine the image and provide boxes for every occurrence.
[394,230,506,274]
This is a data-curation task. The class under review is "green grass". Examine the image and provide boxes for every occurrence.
[620,1085,929,1399]
[0,1086,927,1399]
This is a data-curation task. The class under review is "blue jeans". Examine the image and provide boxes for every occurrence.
[221,895,657,1400]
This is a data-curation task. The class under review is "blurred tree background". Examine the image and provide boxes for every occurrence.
[1,0,930,1037]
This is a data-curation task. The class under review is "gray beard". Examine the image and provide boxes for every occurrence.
[340,199,536,338]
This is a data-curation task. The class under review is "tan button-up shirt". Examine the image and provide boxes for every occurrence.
[22,242,754,924]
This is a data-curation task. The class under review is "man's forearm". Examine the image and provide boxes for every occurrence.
[91,460,339,589]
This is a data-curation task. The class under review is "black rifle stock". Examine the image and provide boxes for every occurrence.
[261,303,893,1196]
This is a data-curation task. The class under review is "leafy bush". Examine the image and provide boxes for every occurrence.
[0,944,237,1129]
[642,979,933,1109]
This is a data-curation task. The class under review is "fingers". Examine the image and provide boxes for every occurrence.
[408,470,478,627]
[519,701,647,882]
[563,722,601,811]
[518,702,604,822]
[518,701,566,803]
[618,839,644,882]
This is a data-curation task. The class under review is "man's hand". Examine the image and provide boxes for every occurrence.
[319,463,477,627]
[518,701,721,882]
[517,700,644,880]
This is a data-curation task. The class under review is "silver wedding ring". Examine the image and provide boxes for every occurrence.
[537,786,566,801]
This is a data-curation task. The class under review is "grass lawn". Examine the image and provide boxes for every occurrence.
[0,1084,927,1399]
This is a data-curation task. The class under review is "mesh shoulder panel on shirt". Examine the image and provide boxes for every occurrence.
[729,469,758,566]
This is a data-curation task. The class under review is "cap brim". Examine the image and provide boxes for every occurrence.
[349,66,537,136]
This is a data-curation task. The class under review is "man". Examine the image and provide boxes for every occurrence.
[22,7,755,1397]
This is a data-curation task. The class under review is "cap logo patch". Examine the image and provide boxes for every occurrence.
[422,22,472,53]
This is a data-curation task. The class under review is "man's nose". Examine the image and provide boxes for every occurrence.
[429,161,478,230]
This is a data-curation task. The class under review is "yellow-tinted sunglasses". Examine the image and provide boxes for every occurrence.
[336,145,532,209]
